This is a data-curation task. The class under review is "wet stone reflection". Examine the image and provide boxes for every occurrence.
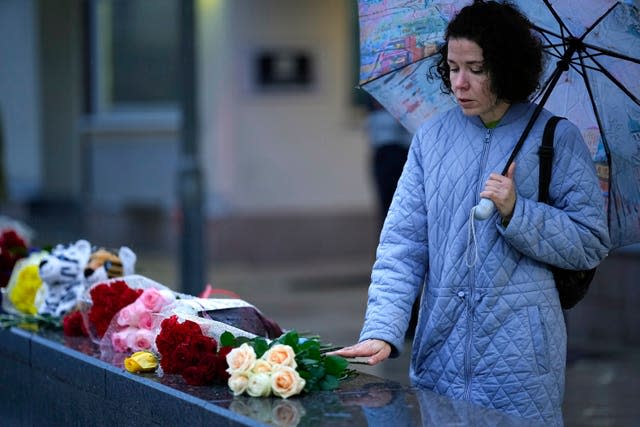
[0,327,550,426]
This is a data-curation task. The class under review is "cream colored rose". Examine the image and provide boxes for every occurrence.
[262,344,297,368]
[271,366,306,399]
[272,400,306,426]
[252,359,273,374]
[226,343,257,374]
[246,372,272,397]
[228,373,249,396]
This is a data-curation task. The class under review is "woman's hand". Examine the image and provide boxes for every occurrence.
[328,339,391,365]
[480,162,517,220]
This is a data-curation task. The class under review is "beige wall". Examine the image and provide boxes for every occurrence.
[199,0,372,216]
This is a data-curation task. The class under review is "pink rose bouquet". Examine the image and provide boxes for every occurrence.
[107,286,176,353]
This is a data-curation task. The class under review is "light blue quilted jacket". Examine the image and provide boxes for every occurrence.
[359,102,611,424]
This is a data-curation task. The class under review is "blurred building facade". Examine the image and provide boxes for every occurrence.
[1,0,638,349]
[0,0,378,263]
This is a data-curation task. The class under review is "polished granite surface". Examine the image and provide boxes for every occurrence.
[0,327,543,426]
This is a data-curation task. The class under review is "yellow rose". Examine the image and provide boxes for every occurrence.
[271,366,305,399]
[228,373,250,396]
[262,344,297,369]
[226,343,257,374]
[124,351,158,373]
[251,359,273,374]
[8,263,43,315]
[246,372,272,397]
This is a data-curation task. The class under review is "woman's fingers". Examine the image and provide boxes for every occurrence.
[480,163,517,218]
[367,342,392,365]
[328,339,391,365]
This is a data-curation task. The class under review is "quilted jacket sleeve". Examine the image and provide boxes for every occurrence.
[359,133,429,356]
[499,120,611,269]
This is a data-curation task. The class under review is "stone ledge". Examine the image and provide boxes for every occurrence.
[0,327,532,426]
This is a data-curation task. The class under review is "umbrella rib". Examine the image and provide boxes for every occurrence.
[576,51,613,228]
[531,23,565,42]
[532,69,559,105]
[588,56,640,107]
[539,31,565,60]
[359,54,436,87]
[580,2,619,41]
[565,58,639,108]
[541,0,574,37]
[535,37,640,68]
[580,42,640,66]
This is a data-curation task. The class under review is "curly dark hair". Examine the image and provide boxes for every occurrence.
[434,1,543,103]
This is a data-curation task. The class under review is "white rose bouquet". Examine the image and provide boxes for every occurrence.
[222,331,352,399]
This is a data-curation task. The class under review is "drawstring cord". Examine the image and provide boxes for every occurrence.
[466,207,479,267]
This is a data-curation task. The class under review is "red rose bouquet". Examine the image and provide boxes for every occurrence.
[0,228,30,288]
[62,310,89,337]
[85,279,143,340]
[153,297,283,344]
[155,315,232,386]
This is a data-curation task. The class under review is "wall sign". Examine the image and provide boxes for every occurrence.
[254,50,314,91]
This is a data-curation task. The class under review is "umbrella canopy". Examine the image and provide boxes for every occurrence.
[358,0,640,249]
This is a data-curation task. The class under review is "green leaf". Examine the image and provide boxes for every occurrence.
[299,358,321,368]
[0,313,62,330]
[276,330,299,349]
[306,348,321,360]
[234,336,252,346]
[299,339,319,352]
[323,355,349,376]
[220,331,236,347]
[307,365,325,381]
[319,374,340,391]
[251,338,269,358]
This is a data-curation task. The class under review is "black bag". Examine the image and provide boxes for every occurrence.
[538,116,597,309]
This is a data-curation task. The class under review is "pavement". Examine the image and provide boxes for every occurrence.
[9,205,640,426]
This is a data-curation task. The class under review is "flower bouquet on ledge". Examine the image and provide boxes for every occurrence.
[81,275,287,360]
[153,314,232,386]
[154,296,283,343]
[79,274,182,351]
[0,216,32,288]
[222,330,352,398]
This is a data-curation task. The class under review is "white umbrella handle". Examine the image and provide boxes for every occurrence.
[473,198,495,220]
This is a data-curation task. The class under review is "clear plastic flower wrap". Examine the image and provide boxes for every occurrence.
[151,297,284,385]
[155,297,283,343]
[78,274,182,350]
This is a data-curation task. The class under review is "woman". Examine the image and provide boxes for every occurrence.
[332,1,610,424]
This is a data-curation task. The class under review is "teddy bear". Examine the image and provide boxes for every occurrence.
[83,246,137,286]
[35,239,92,317]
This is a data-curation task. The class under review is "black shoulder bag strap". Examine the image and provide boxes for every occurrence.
[537,115,597,310]
[538,116,563,203]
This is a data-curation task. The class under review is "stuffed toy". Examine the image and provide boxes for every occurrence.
[84,246,136,286]
[35,239,92,317]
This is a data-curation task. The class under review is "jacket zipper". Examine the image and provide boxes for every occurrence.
[463,127,493,400]
[475,129,493,204]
